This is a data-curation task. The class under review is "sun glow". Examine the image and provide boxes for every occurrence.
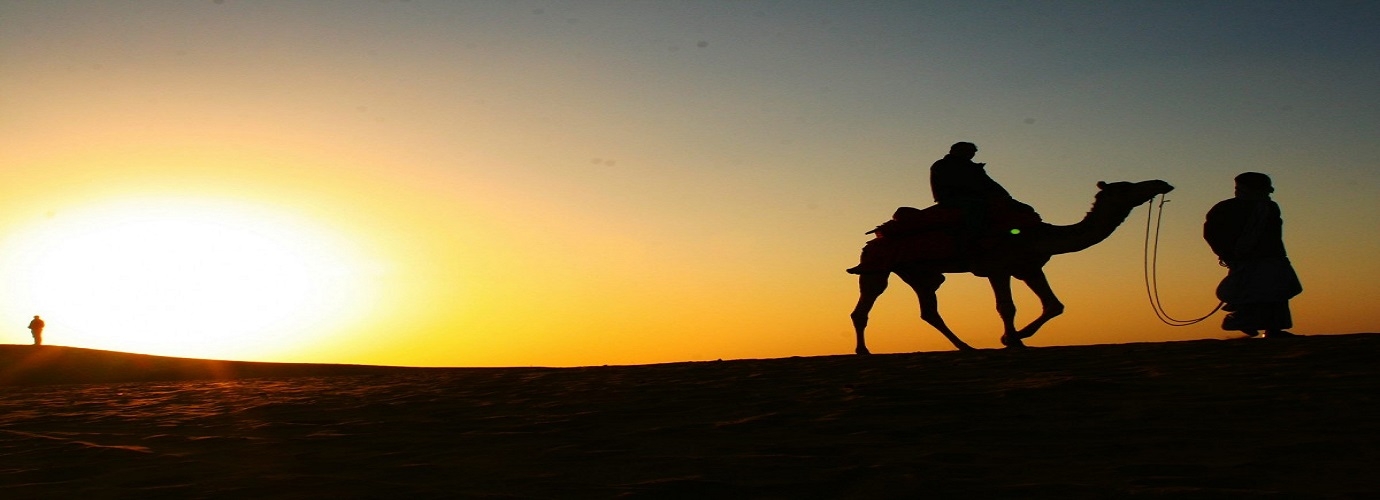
[0,198,376,360]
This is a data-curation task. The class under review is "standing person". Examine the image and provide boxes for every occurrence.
[28,315,45,346]
[1204,172,1303,338]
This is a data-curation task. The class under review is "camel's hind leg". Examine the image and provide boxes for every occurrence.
[1005,269,1065,347]
[850,272,890,355]
[897,270,974,351]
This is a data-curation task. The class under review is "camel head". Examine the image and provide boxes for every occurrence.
[1093,179,1174,210]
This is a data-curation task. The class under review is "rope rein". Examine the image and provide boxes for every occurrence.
[1142,194,1224,326]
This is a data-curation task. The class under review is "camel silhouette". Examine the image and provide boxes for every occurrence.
[850,179,1174,354]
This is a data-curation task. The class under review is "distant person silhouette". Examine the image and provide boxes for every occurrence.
[28,315,44,346]
[1204,172,1302,338]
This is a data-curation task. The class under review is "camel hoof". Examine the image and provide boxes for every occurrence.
[855,347,872,355]
[956,343,976,351]
[1000,335,1027,349]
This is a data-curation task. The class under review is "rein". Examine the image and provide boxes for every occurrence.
[1143,194,1224,326]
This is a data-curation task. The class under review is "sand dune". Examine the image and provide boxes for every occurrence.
[0,345,429,386]
[2,334,1379,498]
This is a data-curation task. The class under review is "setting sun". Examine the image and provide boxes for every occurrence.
[0,198,375,360]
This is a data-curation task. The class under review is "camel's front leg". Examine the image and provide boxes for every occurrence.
[1013,269,1065,341]
[989,275,1021,347]
[896,271,974,351]
[850,272,890,355]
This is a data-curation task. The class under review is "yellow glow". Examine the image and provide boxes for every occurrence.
[0,198,376,360]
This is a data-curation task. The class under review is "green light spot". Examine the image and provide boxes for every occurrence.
[1010,229,1021,235]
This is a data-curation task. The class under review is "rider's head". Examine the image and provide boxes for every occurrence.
[949,142,978,160]
[1234,172,1274,197]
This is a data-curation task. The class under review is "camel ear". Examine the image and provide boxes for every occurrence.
[1096,181,1107,189]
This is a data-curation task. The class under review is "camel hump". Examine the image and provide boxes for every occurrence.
[868,200,1041,237]
[991,199,1042,229]
[849,199,1044,274]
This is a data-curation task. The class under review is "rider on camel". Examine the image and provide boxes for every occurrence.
[846,142,1038,275]
[930,141,1014,246]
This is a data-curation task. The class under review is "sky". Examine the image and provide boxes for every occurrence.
[2,1,1378,367]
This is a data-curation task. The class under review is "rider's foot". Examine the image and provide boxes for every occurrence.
[846,265,886,275]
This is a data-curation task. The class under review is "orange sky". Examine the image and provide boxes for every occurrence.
[2,2,1377,366]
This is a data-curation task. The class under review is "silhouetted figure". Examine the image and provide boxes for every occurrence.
[930,142,1011,207]
[930,142,1035,252]
[847,142,1039,275]
[849,179,1174,354]
[1205,173,1302,338]
[28,315,44,346]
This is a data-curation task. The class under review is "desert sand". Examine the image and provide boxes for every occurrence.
[2,334,1379,498]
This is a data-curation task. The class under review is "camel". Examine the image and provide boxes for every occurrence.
[849,179,1174,354]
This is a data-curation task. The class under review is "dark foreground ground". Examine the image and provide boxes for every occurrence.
[2,334,1379,499]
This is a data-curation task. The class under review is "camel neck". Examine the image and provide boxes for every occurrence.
[1036,202,1137,256]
